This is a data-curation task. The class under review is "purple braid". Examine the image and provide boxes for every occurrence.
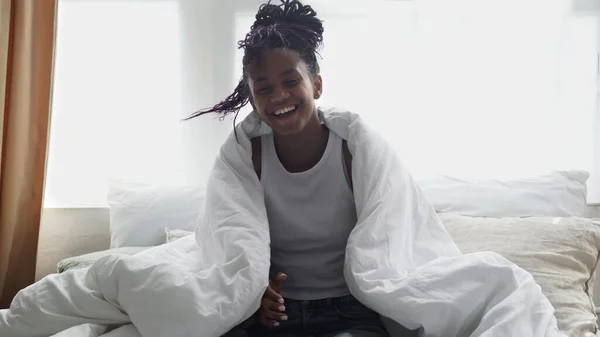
[185,0,324,125]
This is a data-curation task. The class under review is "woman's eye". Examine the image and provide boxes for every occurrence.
[257,87,271,94]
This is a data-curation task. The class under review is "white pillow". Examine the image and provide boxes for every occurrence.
[440,213,600,337]
[108,182,205,248]
[415,170,589,217]
[165,228,194,243]
[57,247,151,273]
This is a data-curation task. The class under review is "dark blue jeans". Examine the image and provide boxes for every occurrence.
[247,295,392,337]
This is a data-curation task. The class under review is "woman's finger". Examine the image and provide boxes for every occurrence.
[259,315,280,328]
[272,273,287,292]
[264,308,288,321]
[262,296,286,312]
[264,286,284,304]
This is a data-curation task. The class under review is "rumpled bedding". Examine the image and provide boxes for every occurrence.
[0,109,564,337]
[49,323,140,337]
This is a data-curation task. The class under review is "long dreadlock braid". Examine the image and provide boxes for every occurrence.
[185,0,324,123]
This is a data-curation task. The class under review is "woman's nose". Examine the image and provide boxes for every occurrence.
[270,87,290,102]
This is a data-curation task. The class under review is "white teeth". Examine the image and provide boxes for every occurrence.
[274,105,296,115]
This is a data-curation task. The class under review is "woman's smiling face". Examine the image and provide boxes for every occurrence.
[247,48,322,136]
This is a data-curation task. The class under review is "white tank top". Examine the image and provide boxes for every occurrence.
[260,129,357,300]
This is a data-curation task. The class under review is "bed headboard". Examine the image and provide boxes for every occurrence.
[36,208,110,281]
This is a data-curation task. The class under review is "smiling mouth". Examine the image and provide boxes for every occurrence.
[271,104,299,117]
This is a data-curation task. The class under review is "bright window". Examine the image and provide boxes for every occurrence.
[45,0,600,207]
[45,0,185,207]
[235,0,600,202]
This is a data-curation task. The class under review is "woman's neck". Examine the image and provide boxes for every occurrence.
[273,114,328,173]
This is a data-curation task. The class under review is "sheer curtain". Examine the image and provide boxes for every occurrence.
[45,0,600,208]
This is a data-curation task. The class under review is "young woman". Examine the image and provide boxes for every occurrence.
[187,1,417,337]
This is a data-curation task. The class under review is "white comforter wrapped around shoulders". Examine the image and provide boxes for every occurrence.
[0,109,563,337]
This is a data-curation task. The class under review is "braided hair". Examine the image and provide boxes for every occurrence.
[185,0,324,124]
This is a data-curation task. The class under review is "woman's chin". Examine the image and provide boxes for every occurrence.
[271,124,305,136]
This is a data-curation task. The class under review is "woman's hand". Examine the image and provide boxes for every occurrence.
[258,272,288,327]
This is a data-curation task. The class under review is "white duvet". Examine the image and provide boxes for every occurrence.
[1,109,563,337]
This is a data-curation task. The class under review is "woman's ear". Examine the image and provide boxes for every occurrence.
[313,74,323,100]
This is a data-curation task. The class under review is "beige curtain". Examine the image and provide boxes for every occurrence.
[0,0,56,309]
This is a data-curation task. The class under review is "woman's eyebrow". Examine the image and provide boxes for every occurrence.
[280,69,298,76]
[254,69,299,84]
[254,77,268,84]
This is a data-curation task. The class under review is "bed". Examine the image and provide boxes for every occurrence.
[32,170,600,337]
